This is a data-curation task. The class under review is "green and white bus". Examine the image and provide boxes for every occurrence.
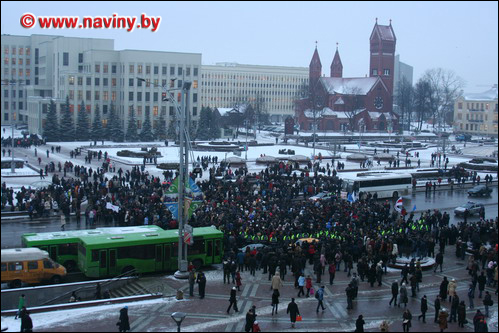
[77,226,223,278]
[21,226,163,272]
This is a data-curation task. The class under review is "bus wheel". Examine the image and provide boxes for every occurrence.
[64,260,76,272]
[51,275,62,284]
[193,259,203,271]
[392,191,399,199]
[122,266,135,275]
[10,280,22,288]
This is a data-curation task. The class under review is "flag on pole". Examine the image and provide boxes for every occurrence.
[395,197,403,212]
[347,192,356,203]
[412,204,417,212]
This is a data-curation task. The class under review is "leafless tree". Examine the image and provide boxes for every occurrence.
[422,68,465,130]
[396,77,414,132]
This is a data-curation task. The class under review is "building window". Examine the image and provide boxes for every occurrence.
[95,64,100,73]
[154,66,159,75]
[153,106,158,116]
[129,92,134,101]
[78,53,83,63]
[194,67,198,76]
[169,106,174,116]
[137,65,143,74]
[129,65,134,74]
[178,67,183,76]
[162,66,167,75]
[129,78,134,87]
[458,102,463,109]
[63,52,69,66]
[95,78,100,86]
[146,65,151,74]
[372,69,378,76]
[112,65,117,74]
[383,69,390,76]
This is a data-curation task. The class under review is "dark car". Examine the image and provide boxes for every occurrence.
[468,185,492,197]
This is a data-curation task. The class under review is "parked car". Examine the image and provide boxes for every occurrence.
[309,192,334,202]
[456,134,472,142]
[454,202,484,216]
[468,185,492,197]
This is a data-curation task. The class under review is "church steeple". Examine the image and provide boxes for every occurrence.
[330,43,343,78]
[309,42,322,92]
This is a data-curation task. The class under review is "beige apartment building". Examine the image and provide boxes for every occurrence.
[454,85,498,137]
[201,63,308,123]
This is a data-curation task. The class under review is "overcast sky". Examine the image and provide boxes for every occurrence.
[1,1,497,92]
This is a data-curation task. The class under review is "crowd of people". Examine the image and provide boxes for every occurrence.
[1,136,498,331]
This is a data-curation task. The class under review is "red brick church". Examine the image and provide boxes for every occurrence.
[295,20,399,132]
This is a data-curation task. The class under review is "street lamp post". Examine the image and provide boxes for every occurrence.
[137,77,191,278]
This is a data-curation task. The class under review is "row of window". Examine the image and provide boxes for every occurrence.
[202,73,306,83]
[202,81,304,90]
[3,57,31,65]
[371,68,391,76]
[1,260,53,272]
[3,68,31,77]
[459,123,497,132]
[457,102,496,111]
[3,46,31,55]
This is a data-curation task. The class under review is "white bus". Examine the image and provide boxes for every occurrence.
[341,172,412,199]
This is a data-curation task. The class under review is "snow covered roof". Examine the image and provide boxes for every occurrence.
[368,111,396,120]
[320,77,380,95]
[303,107,350,119]
[462,86,498,101]
[216,108,236,117]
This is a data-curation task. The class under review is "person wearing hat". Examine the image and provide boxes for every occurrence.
[227,287,239,314]
[252,320,261,332]
[117,306,130,332]
[438,308,448,332]
[447,278,457,304]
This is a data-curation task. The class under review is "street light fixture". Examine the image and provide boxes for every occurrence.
[171,312,187,332]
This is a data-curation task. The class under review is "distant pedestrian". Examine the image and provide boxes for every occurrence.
[60,214,66,231]
[379,320,390,332]
[188,269,196,297]
[197,271,206,299]
[355,314,365,332]
[434,252,444,272]
[399,283,408,308]
[245,307,257,332]
[286,298,300,328]
[434,295,441,323]
[271,272,283,292]
[315,285,325,313]
[227,287,239,314]
[418,295,428,323]
[389,280,399,306]
[402,309,412,332]
[271,288,280,315]
[236,271,242,291]
[297,274,305,297]
[458,301,467,328]
[15,294,26,319]
[305,275,312,297]
[346,283,354,310]
[252,320,261,333]
[483,291,492,317]
[438,309,448,332]
[117,306,130,332]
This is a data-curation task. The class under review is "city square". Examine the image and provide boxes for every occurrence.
[1,1,498,332]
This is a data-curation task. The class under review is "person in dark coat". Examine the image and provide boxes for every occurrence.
[286,298,300,328]
[272,288,280,315]
[389,280,399,306]
[457,301,467,328]
[355,314,365,332]
[21,310,33,332]
[197,271,206,299]
[439,277,449,301]
[434,295,441,323]
[117,306,130,332]
[402,309,412,332]
[418,295,428,323]
[227,287,239,314]
[245,306,257,332]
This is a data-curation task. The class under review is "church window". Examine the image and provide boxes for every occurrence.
[383,69,390,76]
[372,69,378,76]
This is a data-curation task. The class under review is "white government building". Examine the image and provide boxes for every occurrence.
[1,34,201,136]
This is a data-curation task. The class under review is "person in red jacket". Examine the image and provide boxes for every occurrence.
[252,321,261,332]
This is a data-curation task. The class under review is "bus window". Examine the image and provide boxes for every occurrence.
[59,243,77,255]
[1,263,6,271]
[27,261,38,270]
[99,251,107,269]
[109,250,116,268]
[43,259,54,269]
[92,250,99,262]
[215,240,221,256]
[9,262,23,271]
[49,246,57,261]
[155,246,162,262]
[206,240,213,257]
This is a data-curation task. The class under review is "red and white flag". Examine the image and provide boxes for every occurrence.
[395,197,403,212]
